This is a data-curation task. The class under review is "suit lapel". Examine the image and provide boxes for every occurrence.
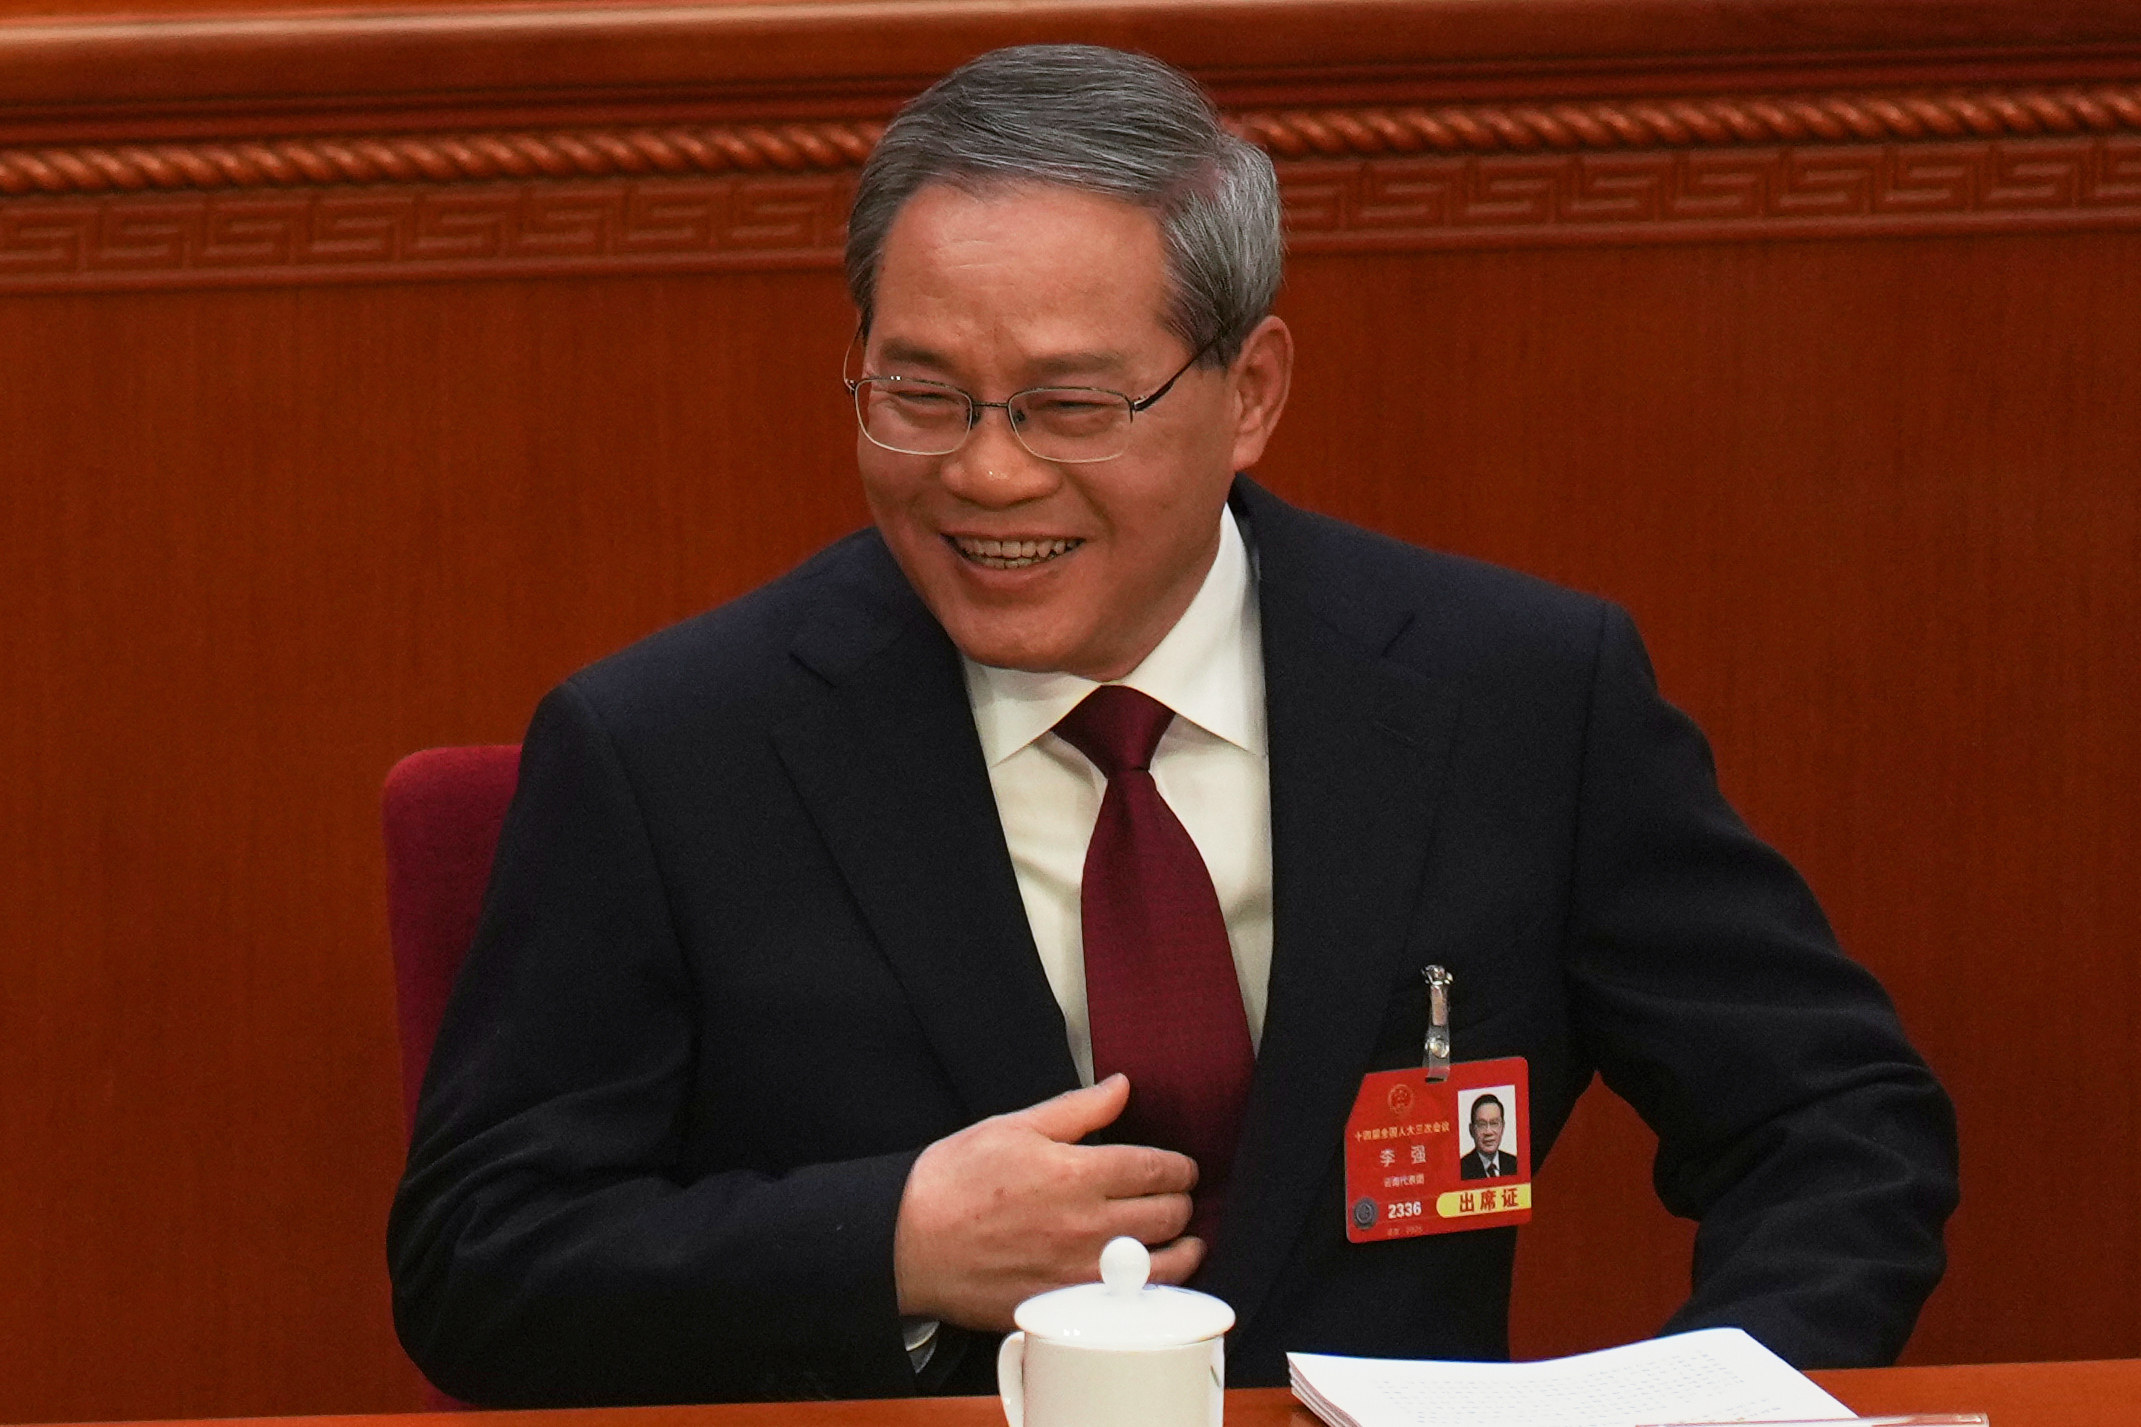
[765,495,1460,1326]
[1199,484,1462,1332]
[770,539,1081,1118]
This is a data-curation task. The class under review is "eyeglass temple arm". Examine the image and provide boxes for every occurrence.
[1129,337,1219,413]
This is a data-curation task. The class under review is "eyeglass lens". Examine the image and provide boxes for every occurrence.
[854,379,1135,463]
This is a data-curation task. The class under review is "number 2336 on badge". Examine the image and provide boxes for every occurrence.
[1343,1055,1531,1243]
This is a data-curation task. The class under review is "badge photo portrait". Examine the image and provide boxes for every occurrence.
[1456,1084,1521,1181]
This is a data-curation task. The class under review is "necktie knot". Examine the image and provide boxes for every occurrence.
[1054,685,1176,778]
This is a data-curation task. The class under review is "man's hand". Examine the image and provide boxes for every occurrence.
[893,1074,1203,1329]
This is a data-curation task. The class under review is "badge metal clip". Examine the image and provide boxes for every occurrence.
[1421,965,1453,1081]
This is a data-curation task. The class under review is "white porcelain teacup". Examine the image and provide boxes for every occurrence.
[996,1237,1234,1427]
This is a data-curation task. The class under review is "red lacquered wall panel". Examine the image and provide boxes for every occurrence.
[2,0,2137,1419]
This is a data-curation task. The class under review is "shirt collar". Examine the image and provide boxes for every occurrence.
[962,505,1266,766]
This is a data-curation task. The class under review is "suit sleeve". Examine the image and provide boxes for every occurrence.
[387,682,922,1405]
[1563,605,1959,1367]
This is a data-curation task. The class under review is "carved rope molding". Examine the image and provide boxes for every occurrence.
[5,87,2141,196]
[1238,85,2141,157]
[0,122,888,196]
[2,85,2139,290]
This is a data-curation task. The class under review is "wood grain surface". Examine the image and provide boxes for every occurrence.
[20,1361,2141,1427]
[2,1,2137,1422]
[0,271,870,1420]
[1271,232,2141,1369]
[4,0,2137,121]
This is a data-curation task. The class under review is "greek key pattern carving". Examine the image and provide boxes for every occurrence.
[2,87,2138,290]
[0,176,856,290]
[1277,136,2141,248]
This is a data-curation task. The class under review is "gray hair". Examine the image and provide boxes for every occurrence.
[845,44,1283,366]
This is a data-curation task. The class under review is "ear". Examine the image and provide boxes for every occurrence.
[1225,315,1294,472]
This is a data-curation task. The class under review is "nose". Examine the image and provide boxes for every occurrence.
[938,402,1060,508]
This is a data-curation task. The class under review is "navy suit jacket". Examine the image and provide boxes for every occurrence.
[389,479,1958,1406]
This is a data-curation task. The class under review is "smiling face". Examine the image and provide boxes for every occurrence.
[857,181,1290,681]
[1470,1100,1505,1158]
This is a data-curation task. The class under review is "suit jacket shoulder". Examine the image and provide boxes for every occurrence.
[391,523,1007,1407]
[1232,481,1614,723]
[1220,478,1956,1374]
[562,526,922,741]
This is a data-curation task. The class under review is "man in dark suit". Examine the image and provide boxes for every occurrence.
[1458,1096,1517,1181]
[388,44,1958,1407]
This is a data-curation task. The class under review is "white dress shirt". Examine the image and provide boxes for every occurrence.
[962,507,1273,1084]
[901,509,1272,1372]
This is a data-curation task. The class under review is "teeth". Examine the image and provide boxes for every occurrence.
[951,536,1082,569]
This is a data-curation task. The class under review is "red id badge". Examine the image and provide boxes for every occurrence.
[1343,1057,1530,1242]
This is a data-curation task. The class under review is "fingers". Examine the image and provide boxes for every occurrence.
[894,1078,1210,1328]
[1012,1080,1197,1199]
[1099,1187,1195,1248]
[1077,1144,1195,1248]
[1079,1141,1199,1198]
[1018,1073,1130,1143]
[1146,1236,1207,1285]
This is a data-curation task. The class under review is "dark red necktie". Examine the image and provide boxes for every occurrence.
[1054,685,1255,1246]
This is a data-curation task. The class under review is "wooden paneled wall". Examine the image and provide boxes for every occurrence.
[2,1,2136,1420]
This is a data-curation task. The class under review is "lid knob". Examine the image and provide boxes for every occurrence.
[1099,1236,1150,1298]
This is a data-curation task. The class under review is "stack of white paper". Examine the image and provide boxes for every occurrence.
[1289,1328,1857,1427]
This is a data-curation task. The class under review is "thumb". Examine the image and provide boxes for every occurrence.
[1018,1074,1131,1143]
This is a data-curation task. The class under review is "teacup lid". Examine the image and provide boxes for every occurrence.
[1011,1238,1236,1349]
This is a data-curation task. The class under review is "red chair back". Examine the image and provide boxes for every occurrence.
[381,743,521,1409]
[382,743,522,1131]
